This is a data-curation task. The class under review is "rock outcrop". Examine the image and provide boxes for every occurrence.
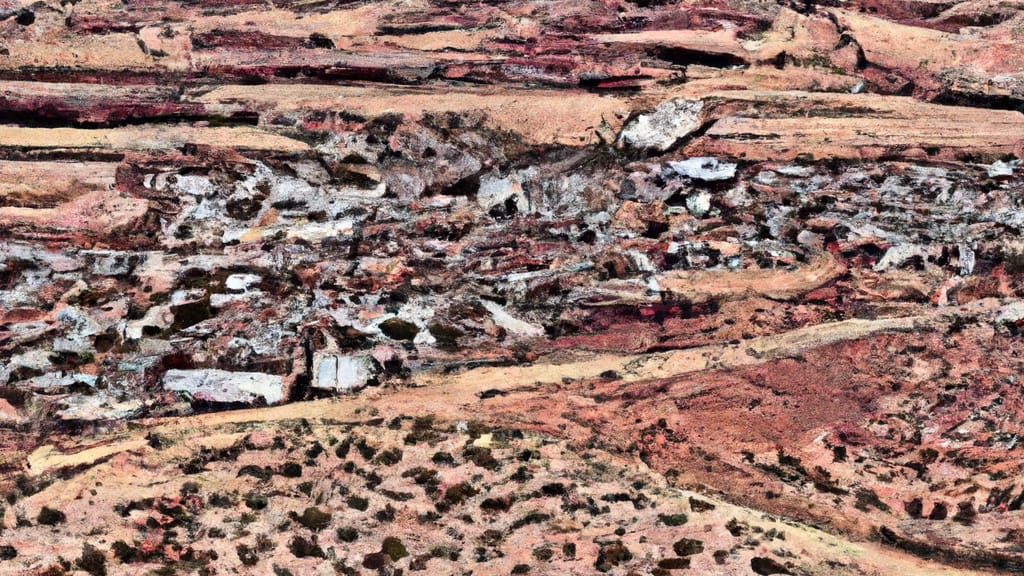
[3,0,1024,574]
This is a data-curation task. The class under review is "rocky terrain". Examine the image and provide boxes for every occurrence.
[2,0,1024,573]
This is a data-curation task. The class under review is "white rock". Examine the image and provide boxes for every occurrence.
[117,356,161,372]
[225,273,262,292]
[669,157,737,182]
[222,219,354,244]
[987,159,1019,178]
[478,174,529,214]
[619,99,705,151]
[52,336,93,355]
[646,276,661,294]
[287,219,355,242]
[480,300,545,338]
[413,330,437,346]
[796,230,824,249]
[124,305,173,340]
[685,191,713,217]
[170,289,205,306]
[584,211,611,228]
[25,372,97,391]
[0,350,52,383]
[774,165,815,178]
[55,306,89,328]
[175,175,216,197]
[997,302,1024,324]
[313,355,376,392]
[163,369,284,404]
[754,170,778,185]
[628,250,657,274]
[56,394,143,421]
[210,292,259,308]
[88,252,134,276]
[958,243,975,276]
[874,244,925,272]
[395,300,437,346]
[723,186,753,208]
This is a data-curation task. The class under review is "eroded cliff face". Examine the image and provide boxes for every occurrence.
[2,0,1024,574]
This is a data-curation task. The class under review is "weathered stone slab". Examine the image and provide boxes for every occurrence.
[163,369,284,405]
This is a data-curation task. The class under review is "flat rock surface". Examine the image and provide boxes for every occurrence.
[2,0,1024,574]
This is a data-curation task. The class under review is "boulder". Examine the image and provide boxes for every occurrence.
[619,99,705,152]
[163,369,285,405]
[669,157,737,182]
[313,354,376,392]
